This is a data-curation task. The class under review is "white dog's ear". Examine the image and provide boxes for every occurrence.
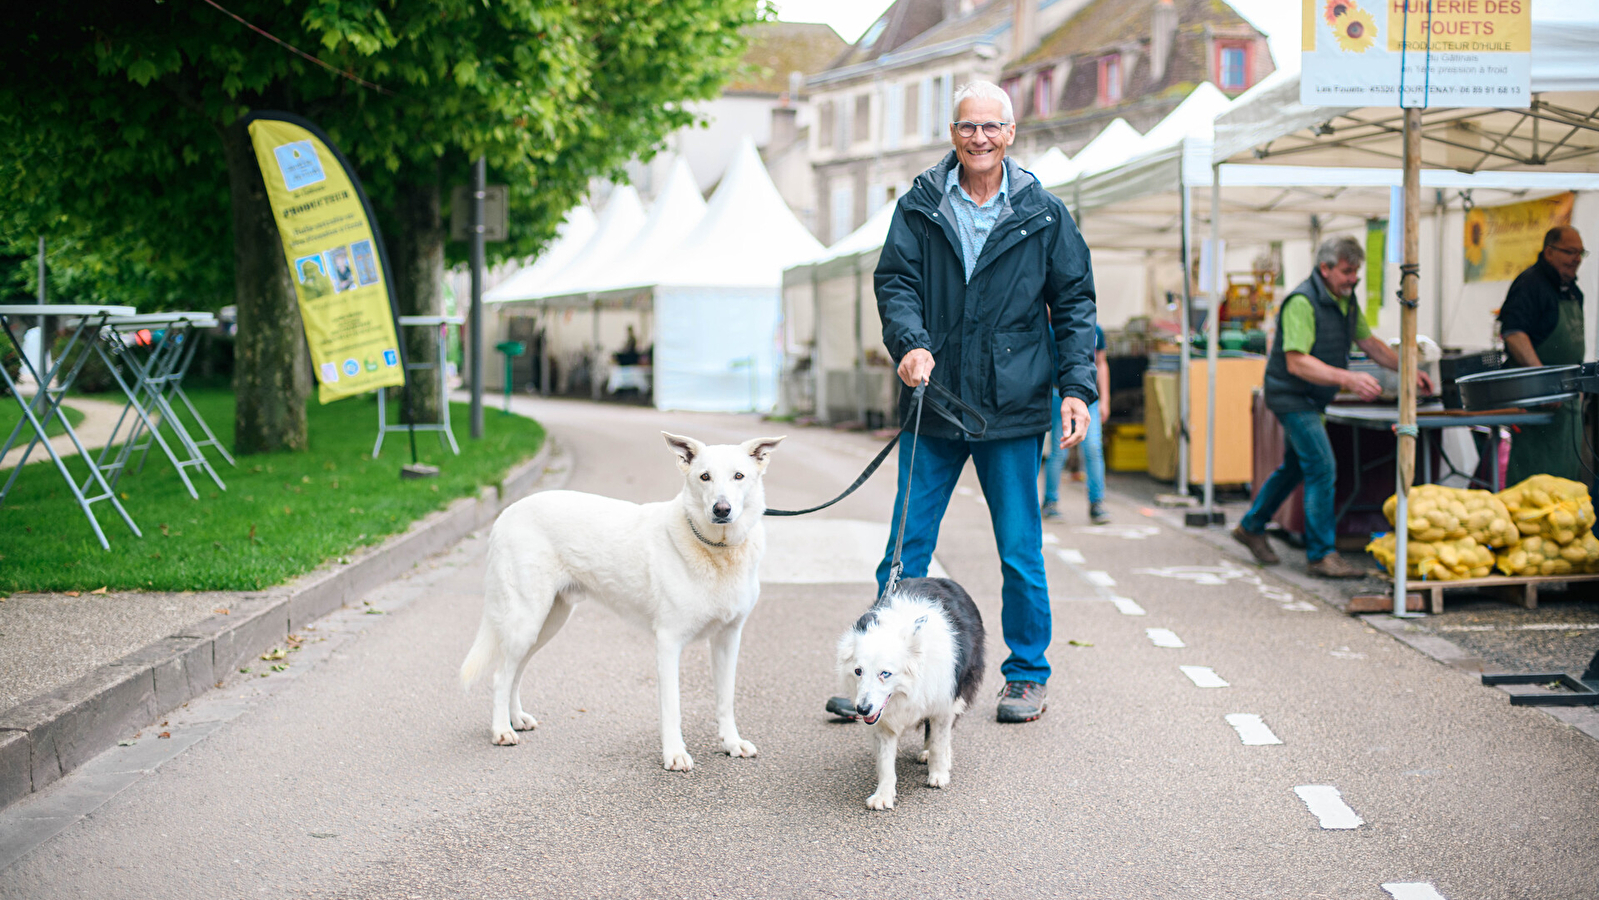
[742,435,786,469]
[662,432,704,471]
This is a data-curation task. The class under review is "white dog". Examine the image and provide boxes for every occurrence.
[836,578,985,810]
[461,432,783,771]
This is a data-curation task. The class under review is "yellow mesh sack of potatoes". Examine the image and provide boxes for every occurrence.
[1498,475,1595,546]
[1368,533,1494,581]
[1495,533,1592,577]
[1383,484,1518,548]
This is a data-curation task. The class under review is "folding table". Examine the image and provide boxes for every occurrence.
[374,315,464,457]
[81,312,230,499]
[0,303,141,549]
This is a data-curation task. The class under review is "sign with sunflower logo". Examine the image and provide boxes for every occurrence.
[1463,192,1574,283]
[1301,0,1530,108]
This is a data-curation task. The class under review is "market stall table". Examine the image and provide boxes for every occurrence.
[74,312,229,499]
[1323,404,1555,529]
[0,303,141,549]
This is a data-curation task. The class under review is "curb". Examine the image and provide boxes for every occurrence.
[0,440,553,812]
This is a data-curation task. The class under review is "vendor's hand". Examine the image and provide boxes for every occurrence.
[898,348,934,387]
[1418,371,1437,396]
[1345,371,1383,402]
[1059,396,1091,449]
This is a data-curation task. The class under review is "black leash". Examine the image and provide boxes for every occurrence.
[764,379,986,602]
[763,378,985,518]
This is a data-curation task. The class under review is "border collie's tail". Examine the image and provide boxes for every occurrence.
[459,622,501,690]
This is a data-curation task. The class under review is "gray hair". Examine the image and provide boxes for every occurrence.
[1316,235,1365,269]
[952,81,1014,124]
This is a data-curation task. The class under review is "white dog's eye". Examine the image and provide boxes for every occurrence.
[699,472,711,482]
[733,472,744,480]
[853,667,862,676]
[879,671,891,680]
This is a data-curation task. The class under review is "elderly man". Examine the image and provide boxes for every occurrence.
[1499,226,1587,484]
[823,81,1097,724]
[1232,236,1435,578]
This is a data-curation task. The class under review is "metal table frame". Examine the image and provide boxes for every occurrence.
[374,315,464,457]
[0,304,141,549]
[77,313,230,499]
[1323,405,1555,528]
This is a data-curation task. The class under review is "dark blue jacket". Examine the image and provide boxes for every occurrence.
[874,151,1098,441]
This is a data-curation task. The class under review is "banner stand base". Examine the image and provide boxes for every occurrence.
[401,463,440,480]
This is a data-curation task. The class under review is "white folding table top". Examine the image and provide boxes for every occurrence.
[397,315,465,325]
[0,304,136,317]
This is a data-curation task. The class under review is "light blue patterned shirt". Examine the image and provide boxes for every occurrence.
[945,163,1009,283]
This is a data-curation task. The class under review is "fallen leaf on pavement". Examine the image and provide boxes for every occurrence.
[158,732,170,739]
[90,586,107,595]
[118,739,136,747]
[261,647,286,661]
[1067,639,1094,647]
[213,608,229,615]
[64,591,80,597]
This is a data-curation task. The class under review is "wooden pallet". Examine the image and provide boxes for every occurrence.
[1381,572,1599,613]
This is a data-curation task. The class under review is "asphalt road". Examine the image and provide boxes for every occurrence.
[3,396,1597,899]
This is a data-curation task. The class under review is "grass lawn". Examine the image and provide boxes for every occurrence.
[0,397,88,442]
[0,386,543,593]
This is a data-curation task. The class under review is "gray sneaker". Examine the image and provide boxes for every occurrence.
[996,680,1047,723]
[1089,502,1110,525]
[1041,501,1062,521]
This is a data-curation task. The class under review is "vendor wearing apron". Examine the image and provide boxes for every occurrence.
[1498,226,1588,485]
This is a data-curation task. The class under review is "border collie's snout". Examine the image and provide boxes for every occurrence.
[711,501,732,523]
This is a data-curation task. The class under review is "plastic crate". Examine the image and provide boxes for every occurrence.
[1108,423,1148,472]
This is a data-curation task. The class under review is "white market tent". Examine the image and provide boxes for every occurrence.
[517,184,648,302]
[591,157,708,293]
[1027,146,1074,190]
[482,205,595,304]
[649,136,825,412]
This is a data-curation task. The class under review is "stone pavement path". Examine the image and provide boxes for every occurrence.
[0,395,125,471]
[2,396,1596,899]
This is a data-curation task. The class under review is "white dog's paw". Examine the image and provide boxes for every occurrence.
[926,769,950,789]
[512,712,538,731]
[917,749,931,764]
[663,749,695,772]
[722,738,758,758]
[865,791,896,810]
[491,728,520,746]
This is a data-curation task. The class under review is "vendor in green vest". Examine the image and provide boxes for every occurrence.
[1498,226,1588,486]
[1232,236,1436,579]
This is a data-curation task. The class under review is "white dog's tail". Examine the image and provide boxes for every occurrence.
[459,622,501,690]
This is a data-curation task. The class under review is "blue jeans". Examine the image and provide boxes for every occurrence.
[1239,409,1337,563]
[1044,392,1104,506]
[876,432,1052,684]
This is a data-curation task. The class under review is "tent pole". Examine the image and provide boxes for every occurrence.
[854,256,866,427]
[591,294,602,403]
[1177,171,1192,496]
[1203,166,1221,522]
[811,265,827,423]
[1434,189,1446,344]
[1395,106,1423,618]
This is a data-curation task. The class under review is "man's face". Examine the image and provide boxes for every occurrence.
[1543,231,1586,283]
[1319,259,1361,297]
[949,96,1014,179]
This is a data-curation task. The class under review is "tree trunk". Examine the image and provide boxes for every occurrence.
[391,174,445,425]
[222,119,311,455]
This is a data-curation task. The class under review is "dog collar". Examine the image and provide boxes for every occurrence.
[685,513,728,548]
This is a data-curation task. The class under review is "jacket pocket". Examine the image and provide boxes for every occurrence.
[991,329,1051,416]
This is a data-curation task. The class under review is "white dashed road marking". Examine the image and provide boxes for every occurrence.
[1110,596,1146,616]
[1056,548,1085,565]
[1382,883,1447,900]
[1084,570,1116,587]
[1146,628,1185,648]
[1225,713,1283,746]
[1294,785,1364,829]
[1179,665,1229,688]
[1041,532,1059,545]
[1072,524,1160,540]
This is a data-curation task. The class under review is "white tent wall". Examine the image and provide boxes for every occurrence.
[654,287,782,413]
[1087,250,1149,328]
[495,304,650,394]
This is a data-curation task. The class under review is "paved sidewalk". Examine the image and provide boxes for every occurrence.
[0,396,126,471]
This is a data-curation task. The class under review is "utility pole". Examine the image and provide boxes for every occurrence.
[470,156,486,438]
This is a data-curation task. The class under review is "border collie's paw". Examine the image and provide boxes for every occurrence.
[866,791,896,810]
[917,749,930,764]
[492,729,519,746]
[663,749,694,771]
[512,712,538,731]
[926,769,950,788]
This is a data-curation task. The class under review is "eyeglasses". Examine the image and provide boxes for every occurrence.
[953,120,1011,138]
[1549,245,1590,259]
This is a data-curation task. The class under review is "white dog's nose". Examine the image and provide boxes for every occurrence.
[711,501,732,522]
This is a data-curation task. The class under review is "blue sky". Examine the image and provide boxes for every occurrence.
[770,0,1301,73]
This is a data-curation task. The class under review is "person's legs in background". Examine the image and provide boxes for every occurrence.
[1232,412,1308,565]
[1278,410,1339,565]
[1084,400,1108,524]
[971,435,1052,721]
[1041,389,1064,520]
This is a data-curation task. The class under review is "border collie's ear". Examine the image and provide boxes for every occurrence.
[741,435,786,469]
[662,432,704,472]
